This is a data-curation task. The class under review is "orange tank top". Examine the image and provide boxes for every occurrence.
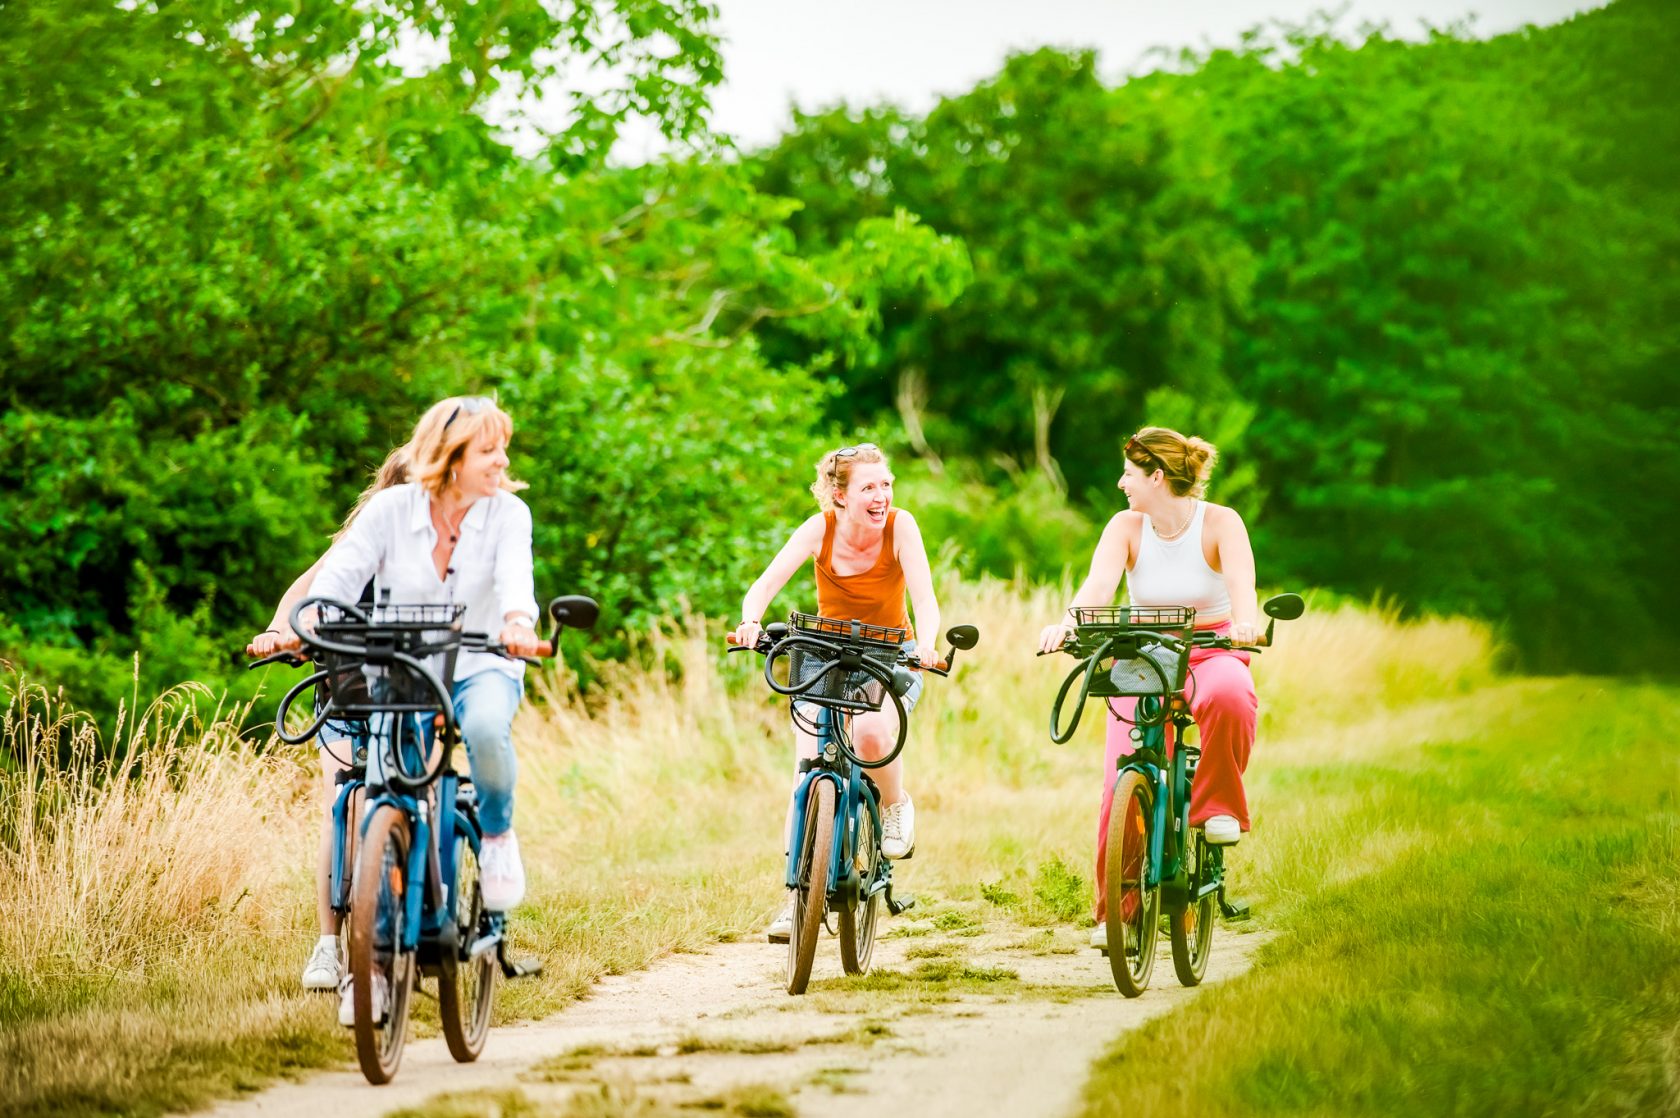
[814,510,912,636]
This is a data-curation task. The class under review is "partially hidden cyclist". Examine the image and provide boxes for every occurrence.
[1035,426,1261,950]
[248,451,410,995]
[732,442,944,943]
[302,395,542,1025]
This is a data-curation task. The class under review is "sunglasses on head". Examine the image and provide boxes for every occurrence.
[443,396,494,431]
[834,442,878,459]
[1124,434,1161,470]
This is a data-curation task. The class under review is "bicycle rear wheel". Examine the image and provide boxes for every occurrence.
[1170,832,1216,986]
[787,779,834,995]
[438,826,495,1062]
[1104,770,1160,997]
[838,800,881,976]
[349,804,417,1083]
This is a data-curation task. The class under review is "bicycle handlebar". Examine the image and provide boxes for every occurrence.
[728,619,977,770]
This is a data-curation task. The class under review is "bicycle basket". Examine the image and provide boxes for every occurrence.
[314,602,467,711]
[788,610,907,649]
[1101,642,1189,698]
[1070,606,1193,699]
[1070,605,1195,633]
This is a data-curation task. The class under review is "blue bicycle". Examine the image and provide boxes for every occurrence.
[731,612,979,994]
[253,592,597,1082]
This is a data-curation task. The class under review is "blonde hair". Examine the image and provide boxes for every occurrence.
[1123,426,1218,498]
[336,395,524,540]
[810,443,889,512]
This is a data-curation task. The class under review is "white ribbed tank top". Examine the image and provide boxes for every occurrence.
[1129,501,1231,624]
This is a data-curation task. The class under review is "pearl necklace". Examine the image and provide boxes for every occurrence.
[1154,499,1197,542]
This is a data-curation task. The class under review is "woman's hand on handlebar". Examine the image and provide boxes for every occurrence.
[915,641,940,669]
[1230,619,1261,646]
[731,619,763,651]
[247,626,303,659]
[1038,622,1075,654]
[498,621,541,658]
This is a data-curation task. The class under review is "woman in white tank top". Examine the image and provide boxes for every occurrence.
[1037,426,1262,945]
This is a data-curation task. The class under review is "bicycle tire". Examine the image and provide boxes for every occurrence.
[1170,832,1216,987]
[838,798,881,976]
[1104,770,1160,997]
[438,824,495,1062]
[787,778,834,995]
[349,804,417,1083]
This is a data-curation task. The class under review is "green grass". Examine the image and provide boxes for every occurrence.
[1079,680,1680,1117]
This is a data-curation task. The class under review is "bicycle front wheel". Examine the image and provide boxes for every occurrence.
[838,799,881,976]
[438,826,495,1062]
[1170,831,1217,986]
[787,779,834,995]
[1104,770,1160,997]
[349,804,418,1083]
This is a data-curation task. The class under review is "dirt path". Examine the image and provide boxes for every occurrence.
[200,916,1267,1118]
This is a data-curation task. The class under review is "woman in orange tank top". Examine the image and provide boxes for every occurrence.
[733,443,944,941]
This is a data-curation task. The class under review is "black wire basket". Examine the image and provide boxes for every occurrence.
[1070,605,1195,634]
[315,601,467,710]
[1069,606,1194,698]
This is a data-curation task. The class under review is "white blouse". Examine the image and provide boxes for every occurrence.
[312,483,540,681]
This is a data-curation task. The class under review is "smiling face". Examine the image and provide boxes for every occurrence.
[1117,456,1162,511]
[454,432,510,501]
[837,461,894,531]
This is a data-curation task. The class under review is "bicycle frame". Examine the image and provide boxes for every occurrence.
[1118,698,1227,911]
[783,705,891,911]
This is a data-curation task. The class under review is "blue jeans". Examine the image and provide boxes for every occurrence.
[450,670,523,836]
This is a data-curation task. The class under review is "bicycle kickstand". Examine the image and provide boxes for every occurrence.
[1217,884,1251,922]
[497,938,545,979]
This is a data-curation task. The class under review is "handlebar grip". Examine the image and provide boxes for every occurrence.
[534,639,554,657]
[725,632,742,646]
[934,659,949,672]
[245,634,304,659]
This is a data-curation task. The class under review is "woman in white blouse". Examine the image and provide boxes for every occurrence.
[255,396,540,1023]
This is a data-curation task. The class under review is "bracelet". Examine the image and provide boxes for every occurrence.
[508,616,536,629]
[259,629,279,636]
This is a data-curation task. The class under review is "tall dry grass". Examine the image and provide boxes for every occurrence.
[0,581,1502,1116]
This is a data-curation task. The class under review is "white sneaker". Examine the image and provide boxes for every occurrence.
[881,794,916,860]
[301,936,341,991]
[1203,815,1242,845]
[480,831,526,911]
[766,897,794,944]
[1090,923,1107,951]
[337,971,389,1028]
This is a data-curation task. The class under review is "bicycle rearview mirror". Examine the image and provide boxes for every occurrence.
[946,624,979,651]
[1262,593,1304,622]
[548,595,600,631]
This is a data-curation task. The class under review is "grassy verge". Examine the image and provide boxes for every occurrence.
[1079,679,1680,1116]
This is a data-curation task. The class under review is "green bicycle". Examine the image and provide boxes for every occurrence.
[1045,594,1303,996]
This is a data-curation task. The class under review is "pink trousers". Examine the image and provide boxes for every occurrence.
[1092,641,1256,923]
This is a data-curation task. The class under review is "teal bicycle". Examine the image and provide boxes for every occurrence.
[731,612,979,994]
[1045,594,1302,996]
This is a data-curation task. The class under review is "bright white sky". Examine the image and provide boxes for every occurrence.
[607,0,1602,159]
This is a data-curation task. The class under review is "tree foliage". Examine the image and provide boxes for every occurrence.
[0,0,967,714]
[754,0,1680,670]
